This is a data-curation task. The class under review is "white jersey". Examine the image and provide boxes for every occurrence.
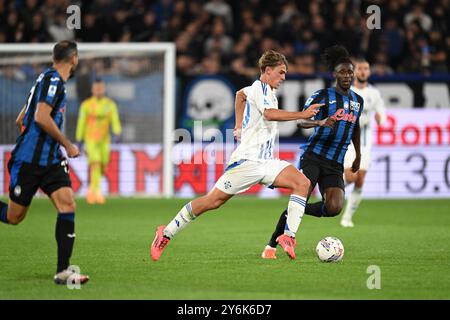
[351,84,386,148]
[230,80,278,162]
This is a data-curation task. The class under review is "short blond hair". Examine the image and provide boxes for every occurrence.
[258,50,288,73]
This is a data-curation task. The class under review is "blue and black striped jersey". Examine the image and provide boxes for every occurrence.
[11,68,67,166]
[301,87,364,164]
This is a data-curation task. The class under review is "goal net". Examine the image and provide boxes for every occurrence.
[0,43,175,197]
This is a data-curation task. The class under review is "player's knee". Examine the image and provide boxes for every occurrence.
[325,201,343,216]
[345,171,356,184]
[58,198,76,213]
[67,199,76,212]
[293,178,310,194]
[7,214,24,225]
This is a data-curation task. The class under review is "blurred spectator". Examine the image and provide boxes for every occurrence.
[23,12,50,42]
[0,0,448,76]
[447,36,450,72]
[336,13,363,57]
[277,1,298,26]
[107,6,130,42]
[311,14,333,54]
[204,0,233,32]
[371,52,395,76]
[0,0,6,22]
[4,11,20,42]
[47,11,75,41]
[383,0,407,23]
[204,18,234,57]
[177,54,197,76]
[404,3,433,32]
[131,12,159,42]
[200,54,221,75]
[401,20,429,72]
[428,29,448,72]
[152,0,174,29]
[291,53,316,75]
[430,1,448,35]
[161,13,184,41]
[20,0,40,28]
[259,37,279,54]
[76,13,103,42]
[230,56,257,79]
[381,18,404,66]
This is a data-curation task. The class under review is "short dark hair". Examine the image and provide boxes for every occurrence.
[93,77,104,83]
[258,50,288,73]
[53,40,78,63]
[321,45,353,72]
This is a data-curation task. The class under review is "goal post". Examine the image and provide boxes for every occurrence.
[0,42,176,198]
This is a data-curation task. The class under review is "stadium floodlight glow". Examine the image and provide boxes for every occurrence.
[0,43,176,198]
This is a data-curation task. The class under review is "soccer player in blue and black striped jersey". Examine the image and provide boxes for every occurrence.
[262,45,364,259]
[0,41,89,284]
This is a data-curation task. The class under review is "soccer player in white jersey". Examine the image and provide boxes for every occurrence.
[341,57,387,227]
[151,50,323,261]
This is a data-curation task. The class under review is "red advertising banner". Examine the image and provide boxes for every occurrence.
[1,110,448,199]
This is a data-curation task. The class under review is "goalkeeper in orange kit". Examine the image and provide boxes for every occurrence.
[76,78,122,204]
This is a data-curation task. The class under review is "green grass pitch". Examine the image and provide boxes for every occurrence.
[0,197,449,299]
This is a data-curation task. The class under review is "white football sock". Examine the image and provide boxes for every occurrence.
[164,202,196,238]
[342,188,362,222]
[284,195,306,238]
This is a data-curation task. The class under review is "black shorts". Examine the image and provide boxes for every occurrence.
[8,158,72,206]
[298,151,345,197]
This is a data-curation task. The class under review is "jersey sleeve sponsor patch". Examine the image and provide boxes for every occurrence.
[39,75,61,108]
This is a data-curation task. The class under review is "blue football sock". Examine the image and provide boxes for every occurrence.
[0,201,9,224]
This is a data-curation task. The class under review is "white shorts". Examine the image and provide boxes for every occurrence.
[214,159,292,195]
[344,144,371,171]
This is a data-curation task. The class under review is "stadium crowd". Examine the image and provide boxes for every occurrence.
[0,0,449,78]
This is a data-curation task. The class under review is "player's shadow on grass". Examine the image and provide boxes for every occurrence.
[12,273,52,282]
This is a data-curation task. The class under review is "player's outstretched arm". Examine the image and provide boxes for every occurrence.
[297,117,336,129]
[264,103,323,121]
[35,102,80,158]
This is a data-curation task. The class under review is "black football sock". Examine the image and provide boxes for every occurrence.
[0,201,9,224]
[304,201,326,217]
[55,212,75,273]
[268,209,288,248]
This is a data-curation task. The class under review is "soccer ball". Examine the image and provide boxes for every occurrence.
[316,236,345,262]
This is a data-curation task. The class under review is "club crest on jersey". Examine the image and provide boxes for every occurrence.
[350,100,360,111]
[343,101,349,110]
[332,109,357,123]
